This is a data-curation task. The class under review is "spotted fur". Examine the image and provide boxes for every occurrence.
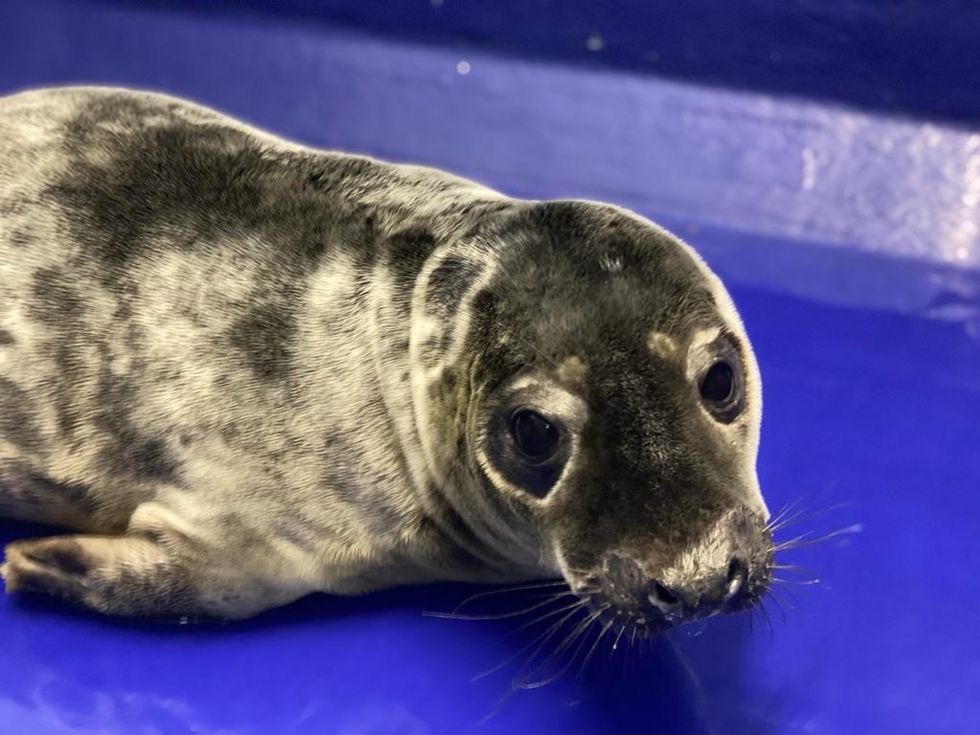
[0,87,769,623]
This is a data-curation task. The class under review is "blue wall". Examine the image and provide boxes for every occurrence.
[107,0,980,126]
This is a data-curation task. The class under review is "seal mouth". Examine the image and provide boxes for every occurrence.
[571,553,773,639]
[576,589,744,639]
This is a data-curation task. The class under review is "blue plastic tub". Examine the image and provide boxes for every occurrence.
[1,2,977,733]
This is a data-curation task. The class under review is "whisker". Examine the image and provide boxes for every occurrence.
[610,622,627,658]
[759,600,775,640]
[423,590,575,621]
[773,523,863,552]
[516,608,605,690]
[576,617,616,681]
[767,499,851,535]
[771,563,816,573]
[765,484,843,529]
[765,496,808,532]
[662,635,716,734]
[471,601,586,682]
[772,574,821,589]
[769,579,802,605]
[511,598,591,633]
[441,579,568,615]
[515,606,606,689]
[764,591,789,624]
[741,608,752,640]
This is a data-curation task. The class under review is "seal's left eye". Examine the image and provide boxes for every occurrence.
[511,410,561,462]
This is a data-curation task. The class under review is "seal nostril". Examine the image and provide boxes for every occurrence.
[724,557,748,601]
[726,558,742,581]
[650,580,679,606]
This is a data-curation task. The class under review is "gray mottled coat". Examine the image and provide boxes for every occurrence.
[0,87,771,625]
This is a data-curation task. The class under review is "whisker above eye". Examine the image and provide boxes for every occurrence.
[765,495,810,532]
[768,500,854,535]
[771,523,863,552]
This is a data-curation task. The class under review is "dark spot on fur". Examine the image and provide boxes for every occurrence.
[429,368,459,404]
[0,378,43,451]
[7,227,36,248]
[426,256,484,313]
[388,227,437,289]
[23,473,92,505]
[94,367,179,484]
[44,95,368,287]
[470,288,499,318]
[28,267,86,329]
[10,562,83,602]
[129,440,174,480]
[0,329,15,346]
[25,541,91,577]
[49,104,267,274]
[0,466,99,524]
[228,301,295,381]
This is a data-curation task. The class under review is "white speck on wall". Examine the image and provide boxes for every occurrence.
[430,0,444,7]
[586,33,604,52]
[456,60,471,76]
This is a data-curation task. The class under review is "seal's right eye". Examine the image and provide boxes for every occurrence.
[700,361,735,404]
[511,409,561,462]
[696,341,745,423]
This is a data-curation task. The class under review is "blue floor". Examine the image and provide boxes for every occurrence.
[2,287,975,733]
[1,2,978,733]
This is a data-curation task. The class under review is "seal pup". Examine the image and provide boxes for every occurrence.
[0,87,772,631]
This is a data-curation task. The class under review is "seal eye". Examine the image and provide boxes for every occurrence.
[698,354,744,423]
[700,361,735,404]
[511,410,561,462]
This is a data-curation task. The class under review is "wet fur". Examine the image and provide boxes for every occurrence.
[0,87,768,620]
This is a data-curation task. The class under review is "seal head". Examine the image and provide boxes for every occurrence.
[418,201,771,635]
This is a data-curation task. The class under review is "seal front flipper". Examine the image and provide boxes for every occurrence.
[0,525,314,618]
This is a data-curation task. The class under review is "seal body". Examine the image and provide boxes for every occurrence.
[0,87,771,626]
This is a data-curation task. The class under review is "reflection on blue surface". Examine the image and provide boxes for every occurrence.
[0,1,978,733]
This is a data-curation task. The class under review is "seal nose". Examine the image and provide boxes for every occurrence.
[646,555,750,617]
